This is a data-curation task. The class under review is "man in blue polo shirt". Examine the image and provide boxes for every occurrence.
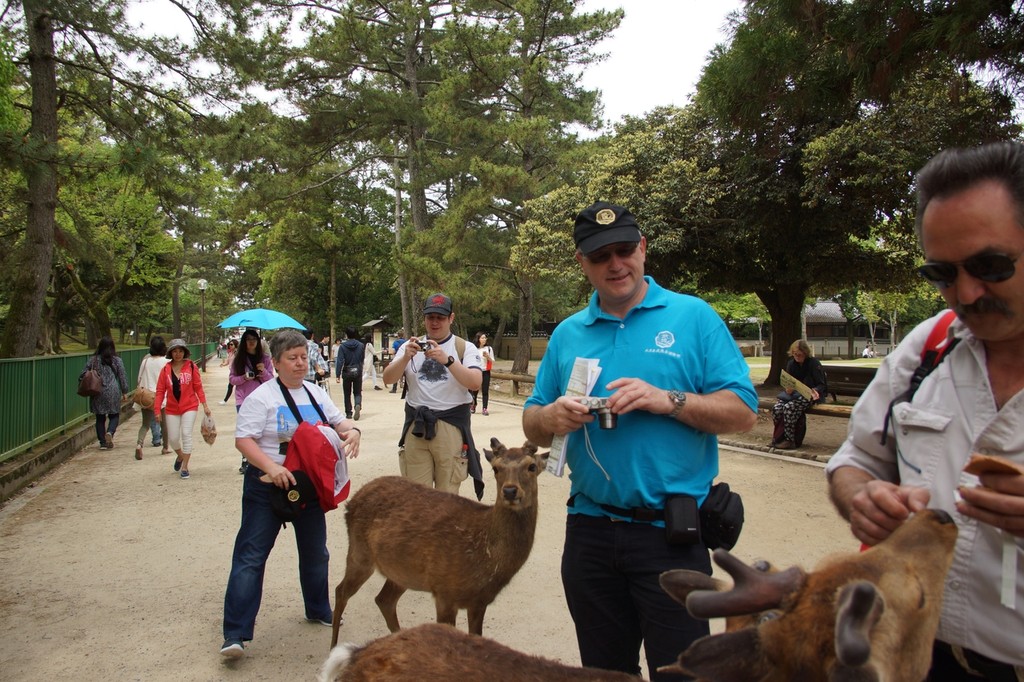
[523,201,758,681]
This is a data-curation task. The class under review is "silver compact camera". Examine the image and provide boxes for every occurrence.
[578,396,617,429]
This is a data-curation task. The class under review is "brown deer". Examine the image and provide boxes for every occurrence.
[318,623,641,682]
[329,438,548,647]
[661,507,958,681]
[319,508,956,682]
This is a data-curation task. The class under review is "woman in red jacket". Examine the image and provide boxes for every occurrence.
[154,338,212,479]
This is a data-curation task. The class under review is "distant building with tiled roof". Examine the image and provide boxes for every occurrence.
[800,299,890,358]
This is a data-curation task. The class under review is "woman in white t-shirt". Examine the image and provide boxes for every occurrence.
[135,336,170,460]
[471,332,494,415]
[220,329,361,659]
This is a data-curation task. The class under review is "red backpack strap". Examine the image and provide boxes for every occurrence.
[921,310,958,366]
[880,310,960,448]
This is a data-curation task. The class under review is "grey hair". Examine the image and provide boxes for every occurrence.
[915,141,1024,241]
[269,329,308,360]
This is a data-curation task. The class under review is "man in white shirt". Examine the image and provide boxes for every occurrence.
[382,293,484,497]
[827,141,1024,680]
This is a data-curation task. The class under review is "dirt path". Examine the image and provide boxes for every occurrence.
[0,363,856,680]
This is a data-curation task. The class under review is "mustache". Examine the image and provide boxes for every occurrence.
[955,297,1011,318]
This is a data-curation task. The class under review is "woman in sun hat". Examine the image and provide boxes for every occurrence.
[154,339,211,479]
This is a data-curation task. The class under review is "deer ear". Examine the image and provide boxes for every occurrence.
[670,629,769,681]
[834,581,885,668]
[522,440,538,455]
[483,448,494,462]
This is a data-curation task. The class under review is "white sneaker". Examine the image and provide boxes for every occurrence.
[218,400,226,405]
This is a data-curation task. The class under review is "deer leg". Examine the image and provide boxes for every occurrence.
[436,598,459,629]
[466,605,487,635]
[374,579,408,632]
[331,560,376,647]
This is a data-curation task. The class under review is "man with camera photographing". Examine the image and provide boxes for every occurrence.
[382,293,486,498]
[522,201,758,681]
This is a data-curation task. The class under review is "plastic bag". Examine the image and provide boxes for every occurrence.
[200,414,217,445]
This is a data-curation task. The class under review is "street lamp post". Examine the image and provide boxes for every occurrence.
[197,278,208,372]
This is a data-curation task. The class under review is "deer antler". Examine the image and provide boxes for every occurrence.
[684,549,806,619]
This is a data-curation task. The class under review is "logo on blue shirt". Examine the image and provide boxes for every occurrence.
[655,331,675,349]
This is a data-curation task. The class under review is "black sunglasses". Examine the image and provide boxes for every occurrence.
[917,250,1024,289]
[584,242,639,265]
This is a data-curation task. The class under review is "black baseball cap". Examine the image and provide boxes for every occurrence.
[423,293,453,316]
[573,201,641,255]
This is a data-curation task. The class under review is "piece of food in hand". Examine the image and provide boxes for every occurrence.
[963,453,1024,476]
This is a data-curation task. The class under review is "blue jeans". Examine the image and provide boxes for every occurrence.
[94,413,120,444]
[561,514,711,681]
[150,414,162,445]
[223,465,332,641]
[136,408,163,447]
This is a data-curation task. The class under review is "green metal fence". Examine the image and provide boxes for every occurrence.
[0,344,205,464]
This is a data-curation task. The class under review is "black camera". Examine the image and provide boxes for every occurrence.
[578,396,616,429]
[246,371,255,380]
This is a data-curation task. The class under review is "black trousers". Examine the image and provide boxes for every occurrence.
[561,514,710,681]
[342,373,362,416]
[929,640,1022,681]
[471,370,491,409]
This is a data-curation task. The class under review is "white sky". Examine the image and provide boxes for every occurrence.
[579,0,742,130]
[127,0,743,128]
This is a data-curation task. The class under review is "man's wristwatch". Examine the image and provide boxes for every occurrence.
[445,356,456,368]
[668,390,687,419]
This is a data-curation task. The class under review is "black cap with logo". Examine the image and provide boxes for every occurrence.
[573,201,641,255]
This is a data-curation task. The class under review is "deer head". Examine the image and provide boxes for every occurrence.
[483,438,548,508]
[659,508,958,682]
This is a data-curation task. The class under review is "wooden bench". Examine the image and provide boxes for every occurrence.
[757,397,851,418]
[824,365,877,399]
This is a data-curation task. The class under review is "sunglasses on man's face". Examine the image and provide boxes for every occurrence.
[584,242,639,265]
[917,250,1024,289]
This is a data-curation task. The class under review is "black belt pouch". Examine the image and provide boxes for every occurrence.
[664,494,701,545]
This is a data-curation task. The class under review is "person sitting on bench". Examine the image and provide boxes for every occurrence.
[771,339,827,449]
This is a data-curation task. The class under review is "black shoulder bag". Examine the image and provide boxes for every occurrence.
[267,379,328,525]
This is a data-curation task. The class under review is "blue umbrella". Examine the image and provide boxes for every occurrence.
[217,308,307,331]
